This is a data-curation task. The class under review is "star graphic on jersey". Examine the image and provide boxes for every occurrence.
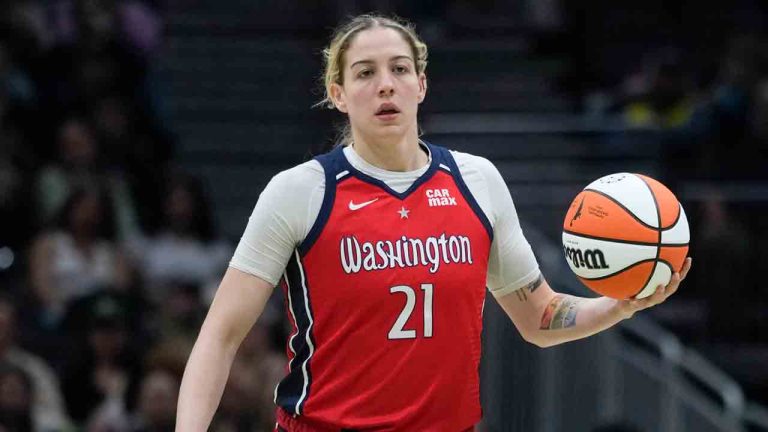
[397,206,410,219]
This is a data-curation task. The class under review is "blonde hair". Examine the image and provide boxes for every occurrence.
[318,14,429,146]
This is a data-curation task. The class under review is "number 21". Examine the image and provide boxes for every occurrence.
[388,283,433,340]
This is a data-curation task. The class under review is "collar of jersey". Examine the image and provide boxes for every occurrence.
[337,140,441,201]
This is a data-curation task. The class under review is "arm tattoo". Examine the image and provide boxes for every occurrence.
[540,295,581,330]
[526,274,543,293]
[515,289,528,302]
[513,274,544,302]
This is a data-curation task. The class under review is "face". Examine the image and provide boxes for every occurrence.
[331,27,427,141]
[138,370,178,425]
[59,120,96,166]
[70,192,103,234]
[165,184,195,231]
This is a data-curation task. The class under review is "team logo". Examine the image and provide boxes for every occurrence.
[563,246,609,269]
[570,197,584,227]
[426,189,457,207]
[348,198,378,211]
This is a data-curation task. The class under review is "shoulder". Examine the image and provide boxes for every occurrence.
[269,159,325,190]
[448,150,502,182]
[259,159,325,202]
[449,150,494,167]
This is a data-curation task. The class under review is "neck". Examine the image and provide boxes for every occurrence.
[350,130,427,172]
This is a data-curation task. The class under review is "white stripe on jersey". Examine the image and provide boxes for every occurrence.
[336,170,350,180]
[274,269,299,405]
[295,250,315,414]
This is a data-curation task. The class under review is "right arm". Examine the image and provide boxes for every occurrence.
[176,160,324,430]
[175,268,275,431]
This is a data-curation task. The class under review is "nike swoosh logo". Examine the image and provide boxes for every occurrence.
[348,198,379,211]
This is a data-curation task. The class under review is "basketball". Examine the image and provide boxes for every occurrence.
[562,173,690,299]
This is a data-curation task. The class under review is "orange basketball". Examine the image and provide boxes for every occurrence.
[562,173,689,299]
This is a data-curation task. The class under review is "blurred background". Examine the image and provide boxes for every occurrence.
[0,0,766,431]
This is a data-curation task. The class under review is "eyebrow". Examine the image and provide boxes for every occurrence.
[350,55,414,69]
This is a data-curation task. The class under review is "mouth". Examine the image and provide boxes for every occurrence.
[375,103,401,117]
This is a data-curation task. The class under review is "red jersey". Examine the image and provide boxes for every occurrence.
[274,143,492,431]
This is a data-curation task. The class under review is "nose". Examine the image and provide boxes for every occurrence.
[377,70,395,98]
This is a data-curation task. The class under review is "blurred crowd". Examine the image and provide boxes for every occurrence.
[0,0,286,431]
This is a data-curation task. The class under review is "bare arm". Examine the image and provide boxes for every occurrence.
[175,267,276,431]
[496,258,692,348]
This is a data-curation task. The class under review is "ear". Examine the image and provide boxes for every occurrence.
[330,82,348,113]
[417,73,427,104]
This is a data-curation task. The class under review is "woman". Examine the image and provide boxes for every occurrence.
[29,186,132,326]
[127,173,231,306]
[176,14,692,431]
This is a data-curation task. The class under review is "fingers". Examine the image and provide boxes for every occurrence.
[680,257,692,279]
[631,285,665,310]
[651,283,668,304]
[665,272,682,297]
[626,258,692,315]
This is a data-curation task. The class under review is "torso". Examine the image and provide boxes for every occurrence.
[274,144,491,431]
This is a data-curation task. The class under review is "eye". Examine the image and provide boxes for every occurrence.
[393,65,409,74]
[356,69,373,79]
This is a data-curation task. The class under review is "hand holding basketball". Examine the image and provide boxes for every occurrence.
[562,173,690,300]
[613,257,692,319]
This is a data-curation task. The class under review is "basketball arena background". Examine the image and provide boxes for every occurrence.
[0,1,766,431]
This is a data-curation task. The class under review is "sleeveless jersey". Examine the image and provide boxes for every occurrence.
[274,143,493,431]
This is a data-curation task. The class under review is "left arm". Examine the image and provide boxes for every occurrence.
[495,258,692,348]
[463,154,692,347]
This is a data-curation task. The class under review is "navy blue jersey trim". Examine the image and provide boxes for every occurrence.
[340,142,440,201]
[275,251,316,414]
[436,146,494,241]
[298,147,344,256]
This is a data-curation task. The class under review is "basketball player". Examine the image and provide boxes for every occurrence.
[176,14,692,432]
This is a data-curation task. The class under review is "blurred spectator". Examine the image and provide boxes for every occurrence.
[692,195,752,341]
[42,0,163,117]
[117,0,164,61]
[87,95,174,232]
[0,293,70,431]
[684,34,768,180]
[128,173,231,305]
[0,363,33,432]
[60,292,141,427]
[35,117,139,239]
[621,48,696,129]
[47,0,163,61]
[151,282,205,344]
[212,319,284,432]
[130,368,178,432]
[0,41,38,254]
[29,187,133,326]
[86,366,178,432]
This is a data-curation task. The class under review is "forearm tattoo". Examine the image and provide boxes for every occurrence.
[540,295,581,330]
[527,274,543,293]
[514,274,544,302]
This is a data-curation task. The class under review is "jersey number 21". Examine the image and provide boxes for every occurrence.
[388,283,434,340]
